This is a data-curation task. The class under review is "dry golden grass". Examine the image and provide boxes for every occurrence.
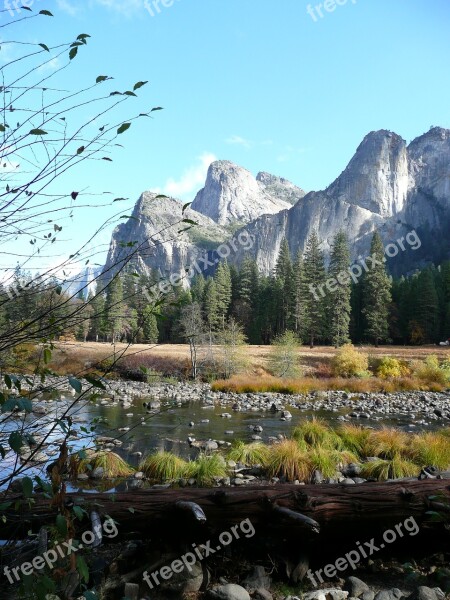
[211,374,446,394]
[46,342,450,378]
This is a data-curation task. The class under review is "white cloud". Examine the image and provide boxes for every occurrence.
[163,153,217,200]
[56,0,80,16]
[38,57,61,73]
[225,135,253,149]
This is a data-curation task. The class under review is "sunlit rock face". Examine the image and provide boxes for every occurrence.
[104,128,450,281]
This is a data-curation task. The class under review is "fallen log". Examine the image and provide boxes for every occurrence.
[1,479,449,551]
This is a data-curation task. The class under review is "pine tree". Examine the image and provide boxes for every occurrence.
[293,250,307,339]
[362,231,392,346]
[104,276,124,342]
[142,306,159,343]
[215,261,232,328]
[191,274,206,305]
[328,231,351,347]
[303,232,326,348]
[414,268,439,343]
[274,238,294,332]
[204,278,219,331]
[88,289,106,341]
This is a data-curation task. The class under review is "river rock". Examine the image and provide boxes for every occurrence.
[409,588,445,600]
[344,576,370,598]
[242,565,271,591]
[208,583,251,600]
[304,590,349,600]
[158,560,203,594]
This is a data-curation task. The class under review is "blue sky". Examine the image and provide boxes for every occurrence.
[2,0,450,274]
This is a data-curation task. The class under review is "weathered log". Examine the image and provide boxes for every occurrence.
[1,480,449,551]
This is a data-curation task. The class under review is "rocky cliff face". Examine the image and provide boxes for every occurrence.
[103,193,228,285]
[103,128,450,282]
[190,160,293,226]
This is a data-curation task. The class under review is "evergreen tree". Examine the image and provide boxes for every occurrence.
[204,278,220,331]
[142,306,159,343]
[293,250,307,338]
[328,231,351,347]
[104,276,124,342]
[274,238,294,332]
[362,231,392,346]
[191,274,206,305]
[214,261,232,327]
[414,268,439,343]
[88,289,106,341]
[303,232,326,348]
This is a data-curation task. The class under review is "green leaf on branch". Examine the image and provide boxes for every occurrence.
[77,146,85,154]
[77,34,91,41]
[0,124,5,132]
[182,219,197,225]
[77,556,90,583]
[8,432,23,453]
[30,129,48,135]
[69,377,82,394]
[151,106,163,112]
[182,202,192,212]
[124,91,137,97]
[69,47,78,60]
[85,375,106,390]
[133,81,148,91]
[56,514,67,536]
[117,123,131,135]
[96,75,109,83]
[39,43,50,52]
[39,10,54,16]
[73,505,86,521]
[43,348,52,364]
[22,477,33,498]
[102,157,113,161]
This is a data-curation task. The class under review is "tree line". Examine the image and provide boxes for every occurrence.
[1,231,449,349]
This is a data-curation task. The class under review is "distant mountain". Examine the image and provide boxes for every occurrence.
[190,160,299,226]
[103,127,450,283]
[63,266,102,299]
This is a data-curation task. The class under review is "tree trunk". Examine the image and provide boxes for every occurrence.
[2,480,449,548]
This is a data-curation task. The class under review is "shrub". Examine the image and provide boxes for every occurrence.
[266,440,311,482]
[376,357,404,379]
[140,451,188,481]
[412,356,450,386]
[268,331,302,378]
[332,345,370,378]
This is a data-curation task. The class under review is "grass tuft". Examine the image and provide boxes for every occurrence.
[266,440,312,482]
[360,457,418,481]
[72,451,134,478]
[227,441,270,466]
[140,451,188,481]
[187,453,227,485]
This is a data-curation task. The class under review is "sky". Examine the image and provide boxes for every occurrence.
[1,0,450,276]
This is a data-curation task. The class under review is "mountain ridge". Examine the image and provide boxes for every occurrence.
[103,127,450,283]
